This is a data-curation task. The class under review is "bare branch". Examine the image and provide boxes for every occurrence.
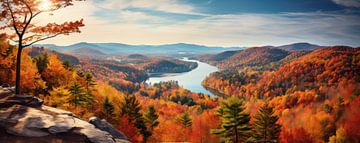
[5,0,21,37]
[19,0,33,37]
[23,33,65,48]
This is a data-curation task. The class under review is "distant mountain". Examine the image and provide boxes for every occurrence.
[199,47,290,69]
[207,50,239,61]
[67,47,106,57]
[127,54,149,60]
[35,42,243,55]
[28,47,80,65]
[276,43,321,51]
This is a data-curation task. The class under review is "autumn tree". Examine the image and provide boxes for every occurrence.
[320,118,336,142]
[102,96,114,120]
[211,97,251,143]
[178,112,192,129]
[143,105,159,131]
[329,127,347,143]
[252,103,281,143]
[0,33,15,85]
[84,73,96,96]
[69,82,93,107]
[33,52,48,73]
[120,95,151,142]
[0,0,84,94]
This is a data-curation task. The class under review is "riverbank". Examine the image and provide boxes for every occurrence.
[147,57,219,97]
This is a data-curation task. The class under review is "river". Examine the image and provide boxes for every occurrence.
[146,57,219,97]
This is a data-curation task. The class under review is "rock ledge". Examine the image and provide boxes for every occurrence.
[0,87,129,143]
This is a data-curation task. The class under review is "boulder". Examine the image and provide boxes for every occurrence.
[89,117,129,141]
[0,94,43,108]
[0,86,14,99]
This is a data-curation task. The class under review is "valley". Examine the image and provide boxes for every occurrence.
[1,1,359,142]
[2,35,360,142]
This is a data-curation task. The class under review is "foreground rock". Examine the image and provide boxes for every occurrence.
[89,117,129,143]
[0,87,130,143]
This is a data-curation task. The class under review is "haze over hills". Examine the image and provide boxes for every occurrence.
[36,42,326,58]
[36,42,244,55]
[275,42,321,51]
[67,47,107,57]
[199,47,291,69]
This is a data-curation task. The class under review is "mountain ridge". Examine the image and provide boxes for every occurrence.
[35,42,244,55]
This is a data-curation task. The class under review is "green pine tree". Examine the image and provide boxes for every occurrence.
[252,103,281,143]
[211,97,251,143]
[143,105,159,131]
[69,82,93,107]
[120,95,151,143]
[103,96,115,119]
[178,112,192,128]
[34,52,49,73]
[84,73,96,96]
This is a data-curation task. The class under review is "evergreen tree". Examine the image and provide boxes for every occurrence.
[69,82,93,107]
[178,112,192,128]
[103,96,115,119]
[62,61,72,70]
[143,105,159,131]
[211,97,251,143]
[34,52,49,73]
[120,95,151,142]
[84,73,96,96]
[252,103,281,143]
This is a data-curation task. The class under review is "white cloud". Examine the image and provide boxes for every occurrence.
[117,10,165,23]
[96,0,201,15]
[332,0,360,8]
[33,0,360,47]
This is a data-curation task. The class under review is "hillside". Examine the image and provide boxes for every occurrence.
[67,47,106,58]
[127,54,150,60]
[2,34,360,142]
[143,59,198,73]
[203,46,359,97]
[28,47,80,65]
[201,46,360,142]
[200,47,290,69]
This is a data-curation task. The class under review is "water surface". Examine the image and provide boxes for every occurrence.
[146,57,218,97]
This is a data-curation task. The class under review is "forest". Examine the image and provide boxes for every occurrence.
[1,33,360,142]
[0,0,359,142]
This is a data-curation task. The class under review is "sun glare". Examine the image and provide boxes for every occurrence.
[38,0,50,11]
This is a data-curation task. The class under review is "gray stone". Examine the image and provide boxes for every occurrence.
[89,117,129,141]
[0,94,43,108]
[0,96,129,143]
[0,95,130,143]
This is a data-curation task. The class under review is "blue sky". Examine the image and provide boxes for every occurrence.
[41,0,360,47]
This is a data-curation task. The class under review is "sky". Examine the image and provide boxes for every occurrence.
[36,0,360,47]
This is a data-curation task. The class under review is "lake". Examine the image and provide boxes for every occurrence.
[146,57,219,97]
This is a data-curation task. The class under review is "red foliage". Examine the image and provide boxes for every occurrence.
[116,115,142,143]
[280,128,316,143]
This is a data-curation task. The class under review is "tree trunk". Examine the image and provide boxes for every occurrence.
[235,127,238,143]
[15,46,23,95]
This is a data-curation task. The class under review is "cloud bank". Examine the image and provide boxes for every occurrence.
[35,0,360,47]
[332,0,360,8]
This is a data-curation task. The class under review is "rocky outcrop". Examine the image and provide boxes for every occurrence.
[89,117,129,143]
[0,87,130,143]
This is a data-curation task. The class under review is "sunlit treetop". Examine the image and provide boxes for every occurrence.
[0,0,84,47]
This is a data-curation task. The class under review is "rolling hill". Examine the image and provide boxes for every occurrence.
[275,42,321,51]
[67,47,106,58]
[36,42,243,55]
[199,47,290,69]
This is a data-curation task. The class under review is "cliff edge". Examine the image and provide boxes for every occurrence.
[0,86,129,143]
